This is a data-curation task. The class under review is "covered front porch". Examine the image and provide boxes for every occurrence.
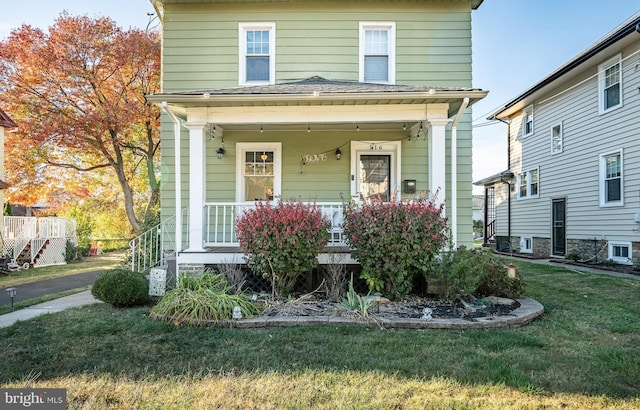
[146,77,486,271]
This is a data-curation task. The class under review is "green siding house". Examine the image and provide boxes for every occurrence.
[145,0,487,270]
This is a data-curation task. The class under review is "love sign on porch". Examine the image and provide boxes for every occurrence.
[302,153,328,163]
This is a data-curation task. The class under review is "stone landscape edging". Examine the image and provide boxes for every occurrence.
[154,297,544,329]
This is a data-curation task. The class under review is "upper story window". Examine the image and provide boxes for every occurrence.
[359,22,395,84]
[522,105,534,137]
[239,23,275,85]
[599,149,623,207]
[551,122,563,154]
[598,54,622,114]
[517,168,539,199]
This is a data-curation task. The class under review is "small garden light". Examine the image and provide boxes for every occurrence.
[374,292,382,313]
[507,263,517,279]
[5,287,17,311]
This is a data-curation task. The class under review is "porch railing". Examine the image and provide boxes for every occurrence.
[129,202,347,272]
[130,209,188,273]
[2,216,77,267]
[204,202,346,247]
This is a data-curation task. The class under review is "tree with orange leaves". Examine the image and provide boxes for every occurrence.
[0,13,160,233]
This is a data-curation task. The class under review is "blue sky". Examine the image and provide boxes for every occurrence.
[2,1,639,193]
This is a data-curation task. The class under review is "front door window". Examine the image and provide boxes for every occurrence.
[359,155,390,202]
[244,151,274,201]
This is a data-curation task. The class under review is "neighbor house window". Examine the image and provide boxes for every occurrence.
[359,22,395,84]
[239,23,275,85]
[599,150,623,206]
[608,241,631,265]
[598,54,622,114]
[520,237,533,254]
[517,168,539,199]
[522,105,534,137]
[551,123,563,154]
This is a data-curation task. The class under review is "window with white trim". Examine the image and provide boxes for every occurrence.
[359,22,395,84]
[239,23,275,85]
[598,54,622,114]
[599,150,623,206]
[522,105,534,137]
[608,241,632,265]
[551,123,563,154]
[520,237,533,254]
[517,168,539,199]
[236,143,281,202]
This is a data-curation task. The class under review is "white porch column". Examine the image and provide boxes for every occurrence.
[184,121,207,252]
[427,118,451,211]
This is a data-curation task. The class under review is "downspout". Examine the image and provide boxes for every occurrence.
[495,117,511,252]
[162,102,182,258]
[450,97,469,247]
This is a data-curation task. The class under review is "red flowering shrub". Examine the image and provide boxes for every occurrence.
[342,195,448,300]
[236,200,330,297]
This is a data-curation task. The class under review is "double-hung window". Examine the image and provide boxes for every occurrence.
[600,150,623,206]
[522,105,534,137]
[598,54,622,114]
[359,22,395,84]
[517,168,539,199]
[551,123,563,154]
[239,23,275,85]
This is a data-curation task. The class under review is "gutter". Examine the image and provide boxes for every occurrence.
[146,90,488,105]
[162,102,183,258]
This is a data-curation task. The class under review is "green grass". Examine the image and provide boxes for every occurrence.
[0,286,92,315]
[0,251,125,287]
[0,260,639,409]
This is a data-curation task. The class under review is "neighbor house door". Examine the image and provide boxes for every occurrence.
[552,198,566,256]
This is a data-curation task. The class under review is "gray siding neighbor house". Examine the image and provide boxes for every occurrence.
[475,12,640,265]
[142,0,487,272]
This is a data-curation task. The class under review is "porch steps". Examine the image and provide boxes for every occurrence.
[16,239,51,266]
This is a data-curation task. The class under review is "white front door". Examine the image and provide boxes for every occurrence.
[350,141,401,201]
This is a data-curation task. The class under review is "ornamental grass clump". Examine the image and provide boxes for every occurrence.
[236,200,330,297]
[342,194,448,300]
[150,271,260,325]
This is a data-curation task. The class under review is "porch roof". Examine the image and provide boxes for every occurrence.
[147,76,487,118]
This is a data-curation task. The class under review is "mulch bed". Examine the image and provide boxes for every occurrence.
[262,295,520,321]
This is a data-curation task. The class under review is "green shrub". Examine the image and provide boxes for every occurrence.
[342,195,448,300]
[430,246,486,301]
[475,259,526,299]
[150,272,260,325]
[430,248,526,301]
[91,268,149,307]
[64,240,79,264]
[236,200,330,297]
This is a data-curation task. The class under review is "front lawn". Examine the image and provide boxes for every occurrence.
[0,260,639,409]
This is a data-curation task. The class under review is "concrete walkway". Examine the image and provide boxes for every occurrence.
[0,290,102,328]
